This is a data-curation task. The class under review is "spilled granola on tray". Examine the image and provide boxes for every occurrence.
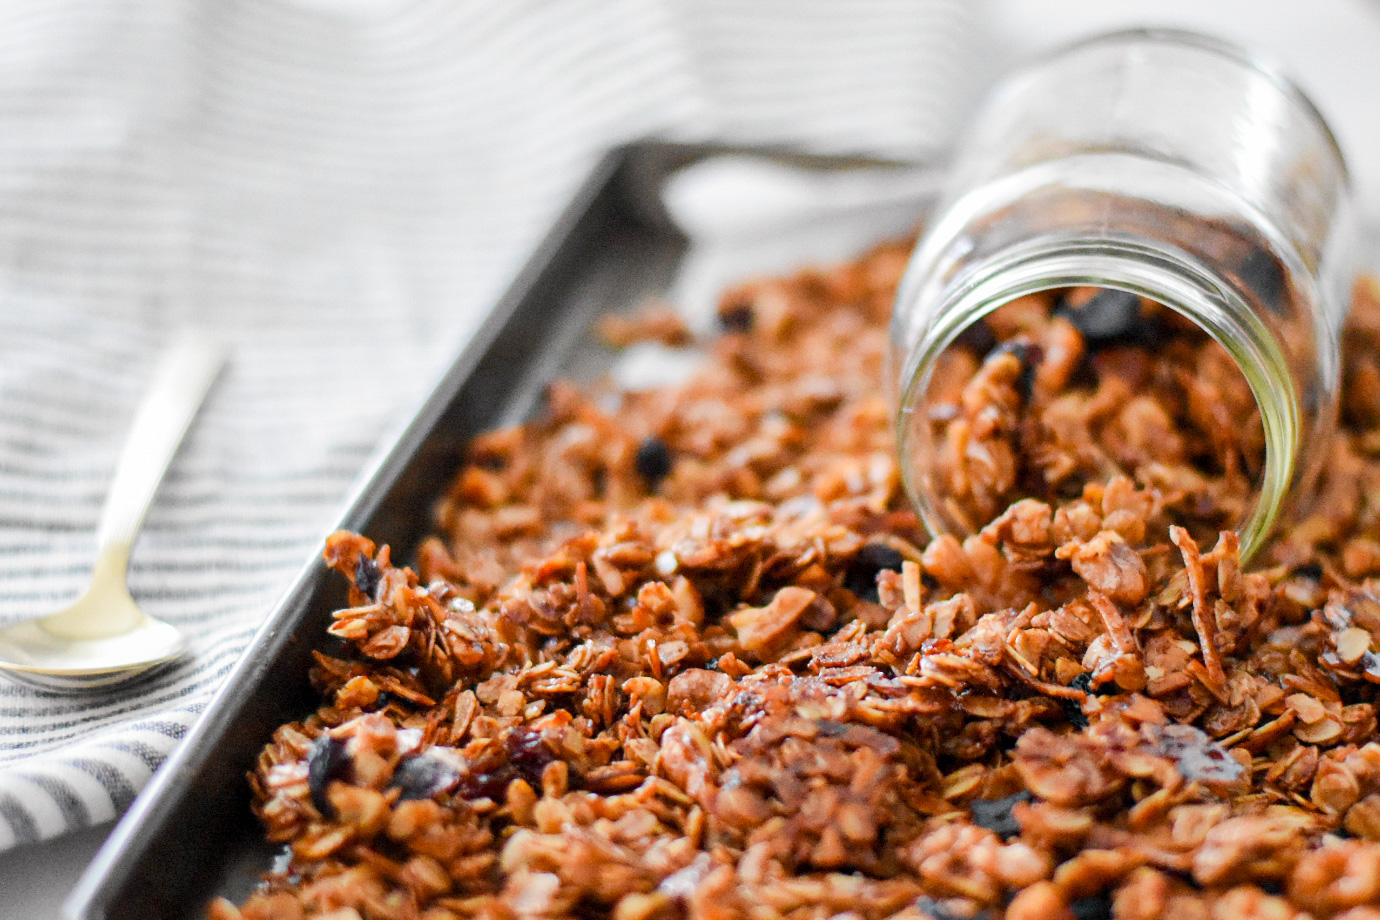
[215,238,1380,920]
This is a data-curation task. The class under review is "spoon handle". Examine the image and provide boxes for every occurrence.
[94,332,228,556]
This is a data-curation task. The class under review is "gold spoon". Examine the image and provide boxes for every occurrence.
[0,332,226,691]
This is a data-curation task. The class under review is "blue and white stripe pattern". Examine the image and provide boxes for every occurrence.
[0,0,972,849]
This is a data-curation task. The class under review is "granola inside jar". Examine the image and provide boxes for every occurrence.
[910,287,1266,551]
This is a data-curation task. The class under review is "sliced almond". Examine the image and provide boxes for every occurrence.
[1335,627,1373,666]
[1285,692,1328,724]
[1294,716,1344,745]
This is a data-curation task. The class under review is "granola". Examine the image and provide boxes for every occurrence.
[215,242,1380,920]
[913,288,1266,544]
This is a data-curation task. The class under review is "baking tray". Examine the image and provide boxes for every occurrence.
[62,140,923,920]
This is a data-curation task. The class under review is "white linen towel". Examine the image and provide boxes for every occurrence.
[0,0,974,849]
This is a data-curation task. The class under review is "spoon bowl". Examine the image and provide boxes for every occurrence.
[0,332,225,691]
[0,614,186,691]
[0,548,187,690]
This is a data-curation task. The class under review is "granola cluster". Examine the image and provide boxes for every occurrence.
[216,239,1380,920]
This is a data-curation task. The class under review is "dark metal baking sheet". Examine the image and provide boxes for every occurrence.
[62,140,913,920]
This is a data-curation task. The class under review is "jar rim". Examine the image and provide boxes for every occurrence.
[895,236,1301,561]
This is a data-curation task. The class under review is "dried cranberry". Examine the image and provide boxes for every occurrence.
[456,769,510,802]
[453,742,512,801]
[454,727,558,802]
[506,726,554,786]
[306,734,350,817]
[635,436,674,487]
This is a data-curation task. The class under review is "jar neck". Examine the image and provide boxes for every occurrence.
[895,237,1302,560]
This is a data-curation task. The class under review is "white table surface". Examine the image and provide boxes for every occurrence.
[5,1,1380,917]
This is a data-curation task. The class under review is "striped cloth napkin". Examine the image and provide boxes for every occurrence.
[0,0,974,849]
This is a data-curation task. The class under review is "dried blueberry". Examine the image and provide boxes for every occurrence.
[1063,672,1093,729]
[635,436,674,487]
[1055,288,1143,343]
[1360,651,1380,684]
[317,633,364,662]
[915,897,991,920]
[355,553,381,598]
[989,339,1031,364]
[1238,247,1285,313]
[1070,671,1112,696]
[306,734,350,817]
[718,300,755,333]
[968,790,1033,840]
[472,452,507,472]
[987,340,1041,401]
[1062,698,1090,730]
[390,752,462,801]
[1070,892,1113,920]
[844,543,906,603]
[1293,562,1324,581]
[952,318,997,355]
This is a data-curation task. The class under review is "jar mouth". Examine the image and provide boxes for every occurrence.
[895,236,1300,561]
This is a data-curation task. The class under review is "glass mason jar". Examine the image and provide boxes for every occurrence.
[891,29,1354,561]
